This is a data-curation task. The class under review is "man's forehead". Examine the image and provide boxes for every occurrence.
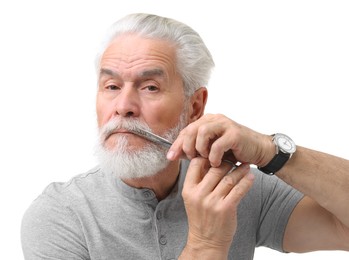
[99,34,177,79]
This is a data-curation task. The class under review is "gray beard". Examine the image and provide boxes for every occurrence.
[95,136,170,179]
[95,112,187,179]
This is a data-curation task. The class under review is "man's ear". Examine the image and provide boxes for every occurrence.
[188,87,208,122]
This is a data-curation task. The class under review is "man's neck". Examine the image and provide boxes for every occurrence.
[122,160,181,201]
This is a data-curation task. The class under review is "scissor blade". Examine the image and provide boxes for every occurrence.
[129,128,173,148]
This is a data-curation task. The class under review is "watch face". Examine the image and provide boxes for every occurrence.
[274,133,296,153]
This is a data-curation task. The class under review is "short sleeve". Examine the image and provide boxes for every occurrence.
[255,169,304,251]
[21,193,90,260]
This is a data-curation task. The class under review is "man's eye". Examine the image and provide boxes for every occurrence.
[146,85,158,91]
[106,85,119,90]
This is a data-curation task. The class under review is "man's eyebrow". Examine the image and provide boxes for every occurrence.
[99,68,119,78]
[99,68,166,79]
[139,68,165,78]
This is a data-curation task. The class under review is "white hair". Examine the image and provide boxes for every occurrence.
[95,13,215,97]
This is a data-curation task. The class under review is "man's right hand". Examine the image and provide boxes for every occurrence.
[179,158,255,259]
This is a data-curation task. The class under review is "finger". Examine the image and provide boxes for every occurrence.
[197,161,235,194]
[168,114,224,161]
[208,133,237,167]
[224,170,255,204]
[167,126,198,161]
[184,157,210,187]
[167,136,184,161]
[195,122,222,159]
[211,164,250,197]
[181,126,199,160]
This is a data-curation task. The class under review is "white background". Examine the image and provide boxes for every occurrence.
[0,0,348,259]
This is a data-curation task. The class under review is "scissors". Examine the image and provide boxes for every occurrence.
[129,128,238,172]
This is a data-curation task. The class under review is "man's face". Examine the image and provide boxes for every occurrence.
[96,33,186,153]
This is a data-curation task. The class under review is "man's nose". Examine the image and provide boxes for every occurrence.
[113,85,140,117]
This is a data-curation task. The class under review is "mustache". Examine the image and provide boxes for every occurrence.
[100,118,152,141]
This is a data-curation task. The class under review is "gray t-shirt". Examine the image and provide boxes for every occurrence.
[21,160,303,260]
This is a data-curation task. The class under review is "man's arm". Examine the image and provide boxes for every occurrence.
[277,146,349,252]
[168,113,349,253]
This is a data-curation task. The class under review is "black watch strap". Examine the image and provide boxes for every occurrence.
[258,151,290,175]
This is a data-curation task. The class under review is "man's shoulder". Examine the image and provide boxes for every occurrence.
[20,168,104,259]
[25,166,110,211]
[22,166,111,229]
[42,166,108,200]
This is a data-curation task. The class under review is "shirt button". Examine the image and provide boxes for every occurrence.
[156,211,162,220]
[159,235,167,245]
[143,191,152,198]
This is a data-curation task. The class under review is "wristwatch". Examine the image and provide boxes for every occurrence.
[258,133,296,175]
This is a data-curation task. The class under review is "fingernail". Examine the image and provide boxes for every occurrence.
[167,150,175,160]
